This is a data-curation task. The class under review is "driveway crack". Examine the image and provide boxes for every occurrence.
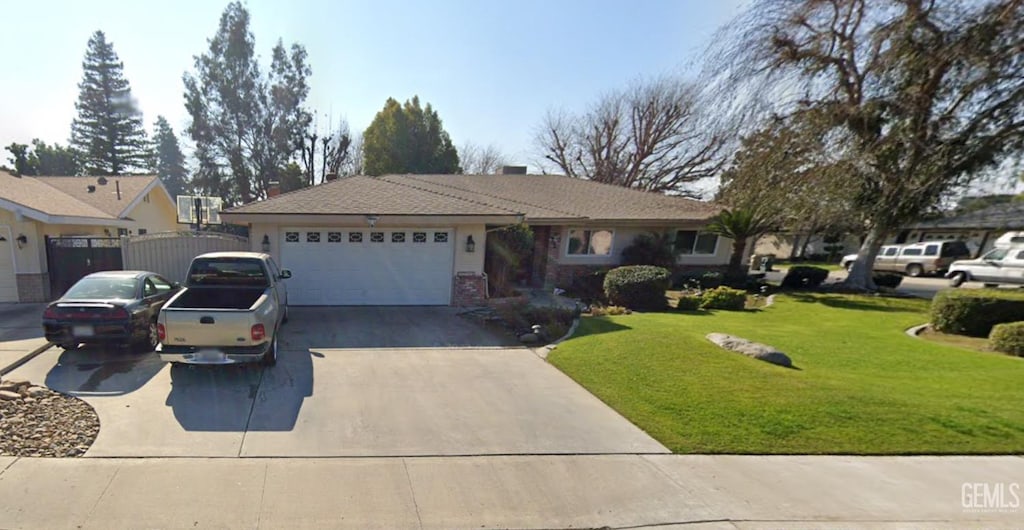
[238,367,267,457]
[402,458,424,529]
[83,463,120,528]
[254,462,269,530]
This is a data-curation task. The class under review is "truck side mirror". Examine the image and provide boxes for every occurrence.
[279,270,292,279]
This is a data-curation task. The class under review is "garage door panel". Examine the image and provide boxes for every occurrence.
[281,228,453,306]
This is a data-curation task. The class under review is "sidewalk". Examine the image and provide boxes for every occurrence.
[1,454,1020,529]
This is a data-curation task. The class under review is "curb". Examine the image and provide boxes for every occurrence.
[905,323,930,338]
[533,316,581,360]
[0,341,55,377]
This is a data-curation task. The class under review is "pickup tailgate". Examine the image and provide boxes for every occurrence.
[160,295,269,347]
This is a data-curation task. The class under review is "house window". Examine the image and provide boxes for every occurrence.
[138,229,148,235]
[567,228,614,256]
[675,230,718,255]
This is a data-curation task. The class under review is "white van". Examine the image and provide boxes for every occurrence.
[947,232,1024,287]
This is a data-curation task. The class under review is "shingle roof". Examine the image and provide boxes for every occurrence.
[912,202,1024,230]
[35,175,159,217]
[0,170,158,221]
[225,174,720,222]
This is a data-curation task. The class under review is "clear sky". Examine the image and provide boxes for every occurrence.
[0,0,746,171]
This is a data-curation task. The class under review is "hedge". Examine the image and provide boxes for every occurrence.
[699,286,747,311]
[930,290,1024,337]
[603,265,671,311]
[781,266,830,289]
[989,322,1024,357]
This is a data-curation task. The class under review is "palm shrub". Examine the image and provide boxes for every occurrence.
[704,207,774,280]
[603,265,671,311]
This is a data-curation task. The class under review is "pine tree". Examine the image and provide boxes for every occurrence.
[70,30,150,175]
[363,96,460,176]
[150,116,188,197]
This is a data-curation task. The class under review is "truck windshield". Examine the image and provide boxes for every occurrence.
[188,258,268,287]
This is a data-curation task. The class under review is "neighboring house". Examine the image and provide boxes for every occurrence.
[895,201,1024,257]
[221,171,728,307]
[753,232,862,262]
[0,170,179,302]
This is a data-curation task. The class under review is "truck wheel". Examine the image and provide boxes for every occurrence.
[948,272,967,288]
[261,333,278,367]
[906,264,924,277]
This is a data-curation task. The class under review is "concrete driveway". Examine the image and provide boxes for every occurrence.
[0,303,47,370]
[4,307,667,457]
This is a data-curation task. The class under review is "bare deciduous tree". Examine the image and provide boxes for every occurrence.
[707,0,1024,289]
[459,141,509,174]
[535,77,724,196]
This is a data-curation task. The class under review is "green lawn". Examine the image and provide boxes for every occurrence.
[548,294,1024,454]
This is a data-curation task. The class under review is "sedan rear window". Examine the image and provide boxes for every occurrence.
[63,277,139,300]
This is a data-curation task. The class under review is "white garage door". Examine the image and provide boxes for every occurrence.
[0,226,17,303]
[280,228,455,305]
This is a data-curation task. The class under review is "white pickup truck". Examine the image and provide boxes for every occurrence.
[156,252,290,365]
[946,232,1024,288]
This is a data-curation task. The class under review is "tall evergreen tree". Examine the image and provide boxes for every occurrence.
[70,30,149,175]
[184,2,312,205]
[362,96,460,176]
[150,116,188,197]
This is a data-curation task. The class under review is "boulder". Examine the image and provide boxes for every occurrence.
[2,376,30,390]
[26,386,49,398]
[706,333,793,368]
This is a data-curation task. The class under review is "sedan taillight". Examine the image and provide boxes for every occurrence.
[157,323,166,341]
[251,324,266,342]
[42,307,59,319]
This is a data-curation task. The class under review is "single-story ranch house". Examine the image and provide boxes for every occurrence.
[221,171,730,306]
[0,170,178,302]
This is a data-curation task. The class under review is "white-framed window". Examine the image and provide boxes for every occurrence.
[566,228,614,256]
[675,230,718,255]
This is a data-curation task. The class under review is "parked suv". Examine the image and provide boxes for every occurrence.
[841,241,971,277]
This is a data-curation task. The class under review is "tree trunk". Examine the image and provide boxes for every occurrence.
[728,237,748,279]
[788,233,803,260]
[843,225,885,290]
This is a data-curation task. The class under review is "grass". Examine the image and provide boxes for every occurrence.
[918,327,992,353]
[548,293,1024,454]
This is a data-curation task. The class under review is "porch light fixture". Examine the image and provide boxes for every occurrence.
[15,234,27,249]
[261,234,271,252]
[466,235,476,253]
[366,215,379,228]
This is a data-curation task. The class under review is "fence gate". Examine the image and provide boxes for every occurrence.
[121,231,249,284]
[46,236,124,298]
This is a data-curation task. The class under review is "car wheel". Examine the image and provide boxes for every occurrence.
[948,272,967,288]
[906,264,924,277]
[261,332,278,367]
[143,320,159,352]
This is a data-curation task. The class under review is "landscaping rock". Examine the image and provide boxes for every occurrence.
[0,381,18,392]
[26,386,49,398]
[0,390,21,401]
[706,332,793,368]
[3,376,30,389]
[0,383,99,457]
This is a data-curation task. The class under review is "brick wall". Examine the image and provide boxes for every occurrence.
[16,273,50,302]
[452,273,487,307]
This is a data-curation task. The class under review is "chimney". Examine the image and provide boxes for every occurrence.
[87,184,96,193]
[325,172,339,182]
[267,180,281,198]
[499,166,527,175]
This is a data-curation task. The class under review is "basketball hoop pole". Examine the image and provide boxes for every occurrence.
[194,197,204,232]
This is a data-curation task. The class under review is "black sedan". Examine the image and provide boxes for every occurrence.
[42,271,180,351]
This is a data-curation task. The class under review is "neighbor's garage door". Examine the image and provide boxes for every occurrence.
[280,228,454,305]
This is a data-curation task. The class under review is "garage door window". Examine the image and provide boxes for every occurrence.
[392,232,405,243]
[306,232,320,243]
[413,232,427,243]
[328,232,342,243]
[370,232,384,243]
[434,232,449,243]
[349,232,362,243]
[285,232,299,242]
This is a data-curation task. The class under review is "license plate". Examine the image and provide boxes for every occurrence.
[72,325,94,337]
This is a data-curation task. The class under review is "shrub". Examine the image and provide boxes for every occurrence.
[781,266,830,289]
[485,224,534,297]
[620,233,677,269]
[989,322,1024,357]
[589,305,630,316]
[931,290,1024,337]
[699,286,747,311]
[872,272,903,289]
[568,269,609,304]
[603,265,671,311]
[675,295,702,311]
[672,270,723,290]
